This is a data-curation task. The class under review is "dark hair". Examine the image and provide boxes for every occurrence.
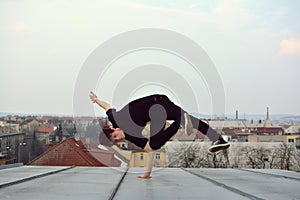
[99,124,114,147]
[98,119,114,146]
[102,124,114,138]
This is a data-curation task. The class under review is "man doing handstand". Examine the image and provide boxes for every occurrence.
[89,92,229,178]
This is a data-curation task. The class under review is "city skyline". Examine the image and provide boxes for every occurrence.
[1,0,299,116]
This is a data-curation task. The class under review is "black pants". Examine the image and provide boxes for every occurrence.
[147,95,220,150]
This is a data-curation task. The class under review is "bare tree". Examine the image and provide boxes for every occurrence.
[204,150,229,168]
[276,142,297,171]
[269,148,280,169]
[230,143,243,168]
[242,146,256,169]
[167,142,213,168]
[167,141,300,171]
[294,148,300,171]
[178,144,199,168]
[167,142,192,168]
[241,145,269,169]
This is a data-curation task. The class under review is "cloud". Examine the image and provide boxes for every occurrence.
[212,1,258,28]
[277,39,300,56]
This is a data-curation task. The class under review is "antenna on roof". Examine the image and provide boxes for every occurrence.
[267,107,269,120]
[74,132,80,142]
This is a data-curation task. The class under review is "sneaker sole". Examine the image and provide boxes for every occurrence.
[184,113,193,136]
[208,143,230,153]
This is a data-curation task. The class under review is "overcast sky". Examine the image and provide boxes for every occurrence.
[0,0,300,116]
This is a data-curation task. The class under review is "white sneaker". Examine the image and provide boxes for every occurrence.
[184,113,193,136]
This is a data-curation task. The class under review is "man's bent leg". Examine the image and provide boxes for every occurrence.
[189,115,220,142]
[188,114,230,153]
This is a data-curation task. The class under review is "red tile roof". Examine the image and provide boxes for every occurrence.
[29,137,121,167]
[35,124,54,133]
[252,127,283,133]
[39,116,58,121]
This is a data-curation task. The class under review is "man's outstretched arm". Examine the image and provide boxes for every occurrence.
[89,91,111,112]
[137,150,155,179]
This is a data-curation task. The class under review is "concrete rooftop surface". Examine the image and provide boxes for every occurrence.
[0,166,300,200]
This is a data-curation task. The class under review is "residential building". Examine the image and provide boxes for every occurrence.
[112,139,167,168]
[207,119,284,142]
[0,153,5,165]
[286,135,300,144]
[0,132,26,164]
[34,124,54,144]
[248,134,300,143]
[0,121,20,133]
[118,141,128,149]
[128,149,166,168]
[20,119,40,135]
[3,115,17,122]
[235,131,252,142]
[284,125,300,135]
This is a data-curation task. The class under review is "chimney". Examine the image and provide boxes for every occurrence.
[267,107,269,120]
[236,110,238,120]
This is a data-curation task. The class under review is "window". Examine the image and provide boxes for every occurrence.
[140,153,144,160]
[155,153,160,160]
[6,138,10,148]
[288,138,294,143]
